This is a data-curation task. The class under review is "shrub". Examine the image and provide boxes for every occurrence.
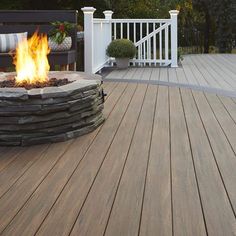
[106,39,136,58]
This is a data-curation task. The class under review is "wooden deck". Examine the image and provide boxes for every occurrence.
[105,54,236,97]
[0,80,236,236]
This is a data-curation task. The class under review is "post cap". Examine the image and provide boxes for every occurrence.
[103,10,113,15]
[81,7,96,14]
[103,10,113,19]
[169,10,179,15]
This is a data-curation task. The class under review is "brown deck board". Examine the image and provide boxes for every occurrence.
[193,91,236,214]
[169,87,206,236]
[0,147,24,172]
[104,85,156,236]
[0,141,72,234]
[205,93,236,153]
[217,96,236,123]
[181,89,236,235]
[0,144,49,198]
[139,86,172,236]
[34,83,137,236]
[0,80,236,236]
[69,84,147,236]
[0,82,129,236]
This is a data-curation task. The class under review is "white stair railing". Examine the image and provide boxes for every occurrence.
[111,20,171,66]
[82,7,179,74]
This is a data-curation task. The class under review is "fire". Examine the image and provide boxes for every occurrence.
[14,31,50,84]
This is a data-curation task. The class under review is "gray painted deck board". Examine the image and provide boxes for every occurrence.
[104,54,236,97]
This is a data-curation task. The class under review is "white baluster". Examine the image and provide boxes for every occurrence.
[160,23,162,66]
[140,23,143,66]
[127,23,130,39]
[165,24,169,64]
[138,45,141,65]
[144,41,146,66]
[114,23,117,39]
[121,23,123,38]
[146,22,151,66]
[134,23,136,43]
[153,23,156,66]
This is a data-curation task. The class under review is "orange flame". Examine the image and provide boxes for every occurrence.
[14,32,50,84]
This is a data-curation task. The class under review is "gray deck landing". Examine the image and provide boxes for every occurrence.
[105,54,236,97]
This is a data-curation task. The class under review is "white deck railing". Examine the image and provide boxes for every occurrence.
[82,7,179,74]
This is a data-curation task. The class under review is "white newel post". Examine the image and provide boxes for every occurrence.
[82,7,96,74]
[169,10,179,68]
[103,10,113,43]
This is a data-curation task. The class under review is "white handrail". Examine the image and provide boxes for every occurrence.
[135,22,170,46]
[93,19,110,23]
[111,19,171,23]
[82,7,179,73]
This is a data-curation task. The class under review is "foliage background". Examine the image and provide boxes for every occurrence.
[0,0,235,53]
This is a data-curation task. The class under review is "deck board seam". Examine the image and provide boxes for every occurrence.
[2,82,128,236]
[217,96,236,124]
[34,83,128,235]
[0,141,74,234]
[137,85,159,236]
[180,88,209,236]
[104,82,119,100]
[208,55,236,88]
[102,84,149,236]
[231,97,236,105]
[204,93,236,156]
[0,144,50,200]
[33,123,105,236]
[0,148,25,174]
[207,56,236,85]
[190,56,222,89]
[168,86,174,236]
[103,82,118,99]
[182,65,190,84]
[210,55,236,77]
[67,83,138,236]
[191,90,236,219]
[199,55,234,89]
[188,56,210,87]
[182,61,200,86]
[34,83,130,236]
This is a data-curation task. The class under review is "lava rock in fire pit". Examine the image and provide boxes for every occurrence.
[0,77,72,90]
[0,72,105,146]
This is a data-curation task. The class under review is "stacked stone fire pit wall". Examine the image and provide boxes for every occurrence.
[0,72,105,146]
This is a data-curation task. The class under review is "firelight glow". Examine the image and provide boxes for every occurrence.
[14,32,50,84]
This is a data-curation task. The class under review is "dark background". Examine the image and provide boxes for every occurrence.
[0,0,235,53]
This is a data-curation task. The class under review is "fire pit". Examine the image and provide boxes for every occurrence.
[0,71,104,146]
[0,32,104,146]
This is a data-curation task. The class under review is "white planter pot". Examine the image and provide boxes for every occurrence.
[48,36,72,51]
[116,58,130,69]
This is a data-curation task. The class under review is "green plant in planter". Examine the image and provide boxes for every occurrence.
[49,21,74,44]
[106,39,136,58]
[106,39,136,69]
